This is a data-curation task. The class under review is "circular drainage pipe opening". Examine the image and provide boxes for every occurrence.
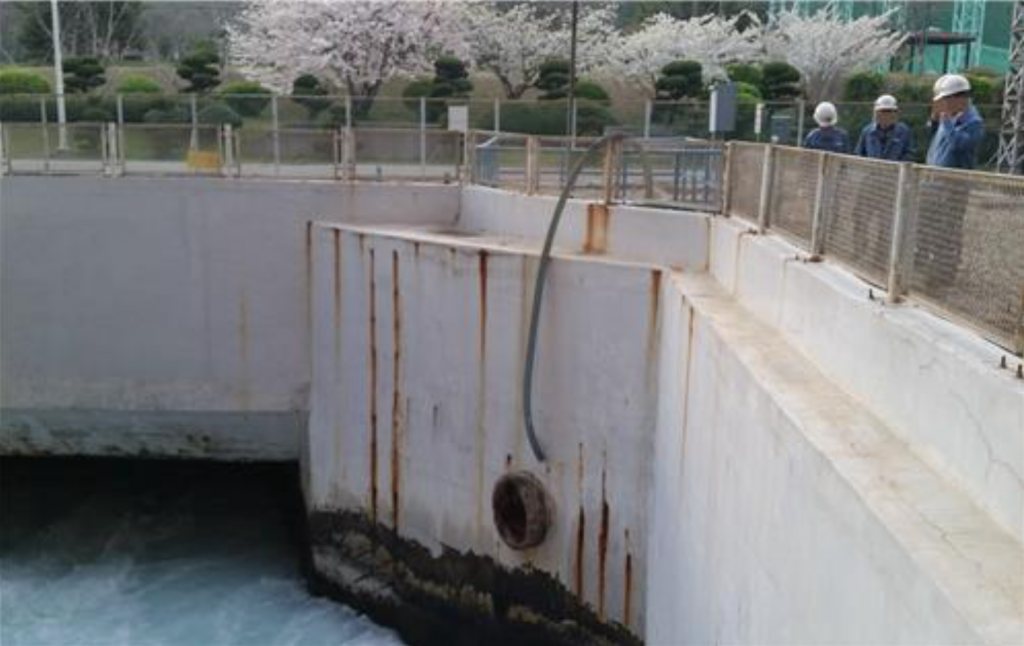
[492,471,551,550]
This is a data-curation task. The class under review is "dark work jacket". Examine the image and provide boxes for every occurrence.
[854,122,915,161]
[803,126,850,154]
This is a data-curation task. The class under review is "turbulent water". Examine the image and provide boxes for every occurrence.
[0,458,403,646]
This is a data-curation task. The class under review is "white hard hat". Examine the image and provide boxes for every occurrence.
[813,101,838,126]
[874,94,898,111]
[933,74,971,100]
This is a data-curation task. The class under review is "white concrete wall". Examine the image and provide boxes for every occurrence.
[1,176,458,458]
[307,223,663,633]
[460,186,709,270]
[709,216,1024,544]
[646,272,1022,646]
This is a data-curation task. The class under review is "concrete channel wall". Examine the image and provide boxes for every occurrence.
[0,176,459,459]
[1,177,1019,644]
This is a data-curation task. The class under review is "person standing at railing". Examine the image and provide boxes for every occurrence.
[854,95,915,161]
[803,102,849,153]
[926,74,984,170]
[916,74,985,294]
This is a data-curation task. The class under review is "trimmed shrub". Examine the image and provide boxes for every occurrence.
[176,41,221,94]
[0,69,51,94]
[496,100,615,136]
[965,73,1001,105]
[735,81,762,106]
[197,101,241,126]
[656,60,704,101]
[64,57,106,93]
[573,79,610,102]
[401,77,434,114]
[218,80,271,117]
[726,63,762,88]
[292,75,331,119]
[535,58,571,99]
[843,71,886,101]
[761,61,802,100]
[117,76,162,94]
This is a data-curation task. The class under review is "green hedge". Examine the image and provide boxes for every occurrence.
[0,69,51,94]
[218,81,271,117]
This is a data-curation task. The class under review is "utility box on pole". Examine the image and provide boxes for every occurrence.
[709,82,737,134]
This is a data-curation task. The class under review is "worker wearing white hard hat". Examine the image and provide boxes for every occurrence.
[803,101,849,153]
[854,94,915,161]
[916,74,985,294]
[926,74,984,169]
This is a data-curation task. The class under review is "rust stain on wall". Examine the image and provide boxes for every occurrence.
[474,249,489,538]
[574,442,586,598]
[391,249,402,532]
[368,247,379,524]
[575,507,587,599]
[623,528,633,629]
[584,203,610,255]
[597,460,610,621]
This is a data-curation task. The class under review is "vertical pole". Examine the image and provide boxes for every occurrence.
[49,0,67,151]
[271,94,280,175]
[345,95,353,130]
[116,93,124,173]
[420,96,427,181]
[809,151,829,256]
[570,98,578,145]
[0,122,7,175]
[643,99,652,139]
[332,128,341,180]
[40,96,51,173]
[526,135,540,195]
[886,163,917,303]
[796,98,806,147]
[223,124,235,176]
[757,144,775,233]
[190,94,198,151]
[494,97,501,133]
[601,138,617,205]
[721,143,732,215]
[101,122,109,174]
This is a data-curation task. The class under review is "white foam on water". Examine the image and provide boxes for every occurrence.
[0,461,404,646]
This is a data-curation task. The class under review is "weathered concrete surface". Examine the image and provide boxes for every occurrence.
[307,222,662,637]
[460,186,709,270]
[647,272,1022,645]
[0,176,458,459]
[710,215,1024,544]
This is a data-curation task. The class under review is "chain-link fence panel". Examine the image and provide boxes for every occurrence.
[821,155,901,286]
[726,142,764,221]
[768,146,818,245]
[910,168,1024,352]
[620,140,723,211]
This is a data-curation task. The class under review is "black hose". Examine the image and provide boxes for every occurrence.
[522,133,626,463]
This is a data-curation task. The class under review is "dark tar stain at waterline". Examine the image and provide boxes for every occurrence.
[0,457,404,646]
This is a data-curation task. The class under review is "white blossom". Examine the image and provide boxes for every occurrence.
[603,12,763,97]
[227,0,461,108]
[762,5,906,102]
[457,2,617,99]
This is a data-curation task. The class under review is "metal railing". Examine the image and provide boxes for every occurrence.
[726,141,1024,355]
[0,121,463,182]
[469,131,723,211]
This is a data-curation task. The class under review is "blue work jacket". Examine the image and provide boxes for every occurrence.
[804,126,850,154]
[854,122,915,161]
[926,106,984,170]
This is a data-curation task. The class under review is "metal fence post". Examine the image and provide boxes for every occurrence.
[494,98,501,133]
[796,99,806,146]
[809,151,830,256]
[419,97,427,181]
[222,124,235,176]
[344,126,355,180]
[40,96,51,174]
[601,137,620,205]
[271,94,281,175]
[757,143,775,233]
[0,122,8,175]
[101,122,110,175]
[345,96,353,130]
[886,163,918,303]
[643,100,652,139]
[332,128,341,180]
[570,98,578,145]
[189,94,198,151]
[526,135,540,195]
[721,142,733,215]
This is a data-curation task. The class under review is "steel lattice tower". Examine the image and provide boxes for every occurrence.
[995,0,1024,174]
[952,0,986,68]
